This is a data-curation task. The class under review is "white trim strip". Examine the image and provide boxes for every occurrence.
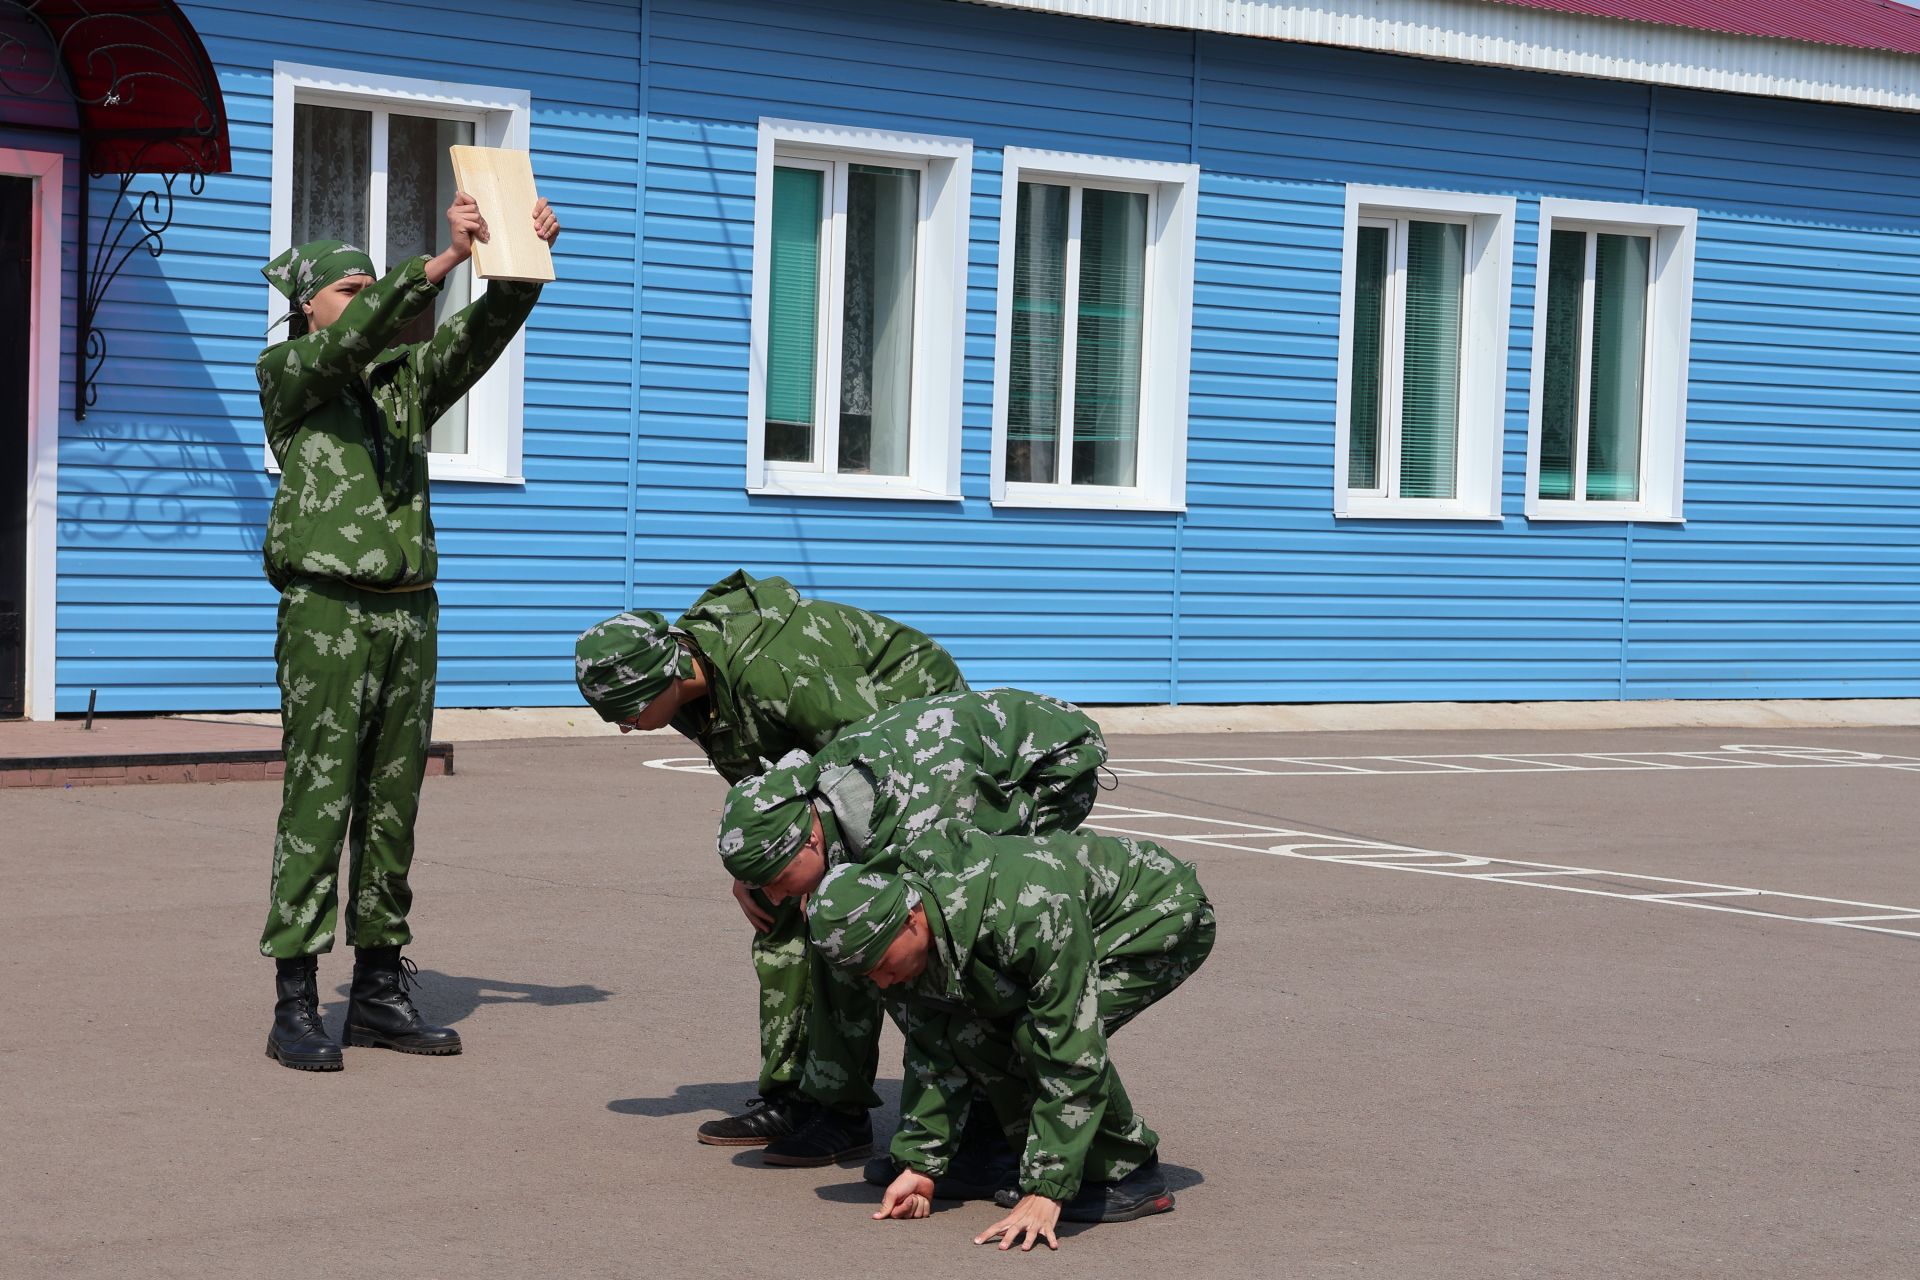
[963,0,1920,114]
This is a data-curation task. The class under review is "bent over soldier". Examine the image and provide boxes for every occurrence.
[807,826,1216,1252]
[259,194,560,1072]
[715,688,1108,1172]
[572,569,966,1145]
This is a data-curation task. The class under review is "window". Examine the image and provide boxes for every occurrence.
[1335,187,1514,520]
[748,120,971,499]
[268,64,531,483]
[991,148,1198,511]
[1527,199,1696,522]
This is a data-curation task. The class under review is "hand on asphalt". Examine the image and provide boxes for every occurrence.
[974,1193,1060,1251]
[874,1170,935,1220]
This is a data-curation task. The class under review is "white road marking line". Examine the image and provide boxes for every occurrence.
[1086,803,1920,941]
[644,743,1920,780]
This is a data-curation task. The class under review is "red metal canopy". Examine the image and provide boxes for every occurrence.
[6,0,230,174]
[1481,0,1920,59]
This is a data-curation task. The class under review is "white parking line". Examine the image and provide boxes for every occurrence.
[1085,803,1920,941]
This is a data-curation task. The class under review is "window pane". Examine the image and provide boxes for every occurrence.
[1587,233,1649,502]
[766,165,823,464]
[1007,182,1069,485]
[1073,187,1146,488]
[1399,219,1464,500]
[387,113,476,454]
[291,103,370,248]
[1538,229,1587,501]
[1347,225,1388,490]
[839,164,918,477]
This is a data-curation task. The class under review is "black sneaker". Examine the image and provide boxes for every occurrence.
[761,1107,872,1167]
[696,1095,815,1147]
[994,1155,1174,1223]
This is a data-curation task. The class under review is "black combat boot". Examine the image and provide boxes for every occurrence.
[343,946,462,1055]
[266,955,343,1072]
[697,1094,817,1147]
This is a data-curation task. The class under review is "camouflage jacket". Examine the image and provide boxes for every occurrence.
[670,570,966,783]
[809,689,1105,863]
[888,826,1211,1201]
[257,254,540,592]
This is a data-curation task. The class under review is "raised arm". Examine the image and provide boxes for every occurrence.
[256,256,440,445]
[412,195,559,428]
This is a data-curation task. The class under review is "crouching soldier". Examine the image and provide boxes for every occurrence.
[572,570,965,1142]
[806,826,1216,1252]
[715,688,1108,1173]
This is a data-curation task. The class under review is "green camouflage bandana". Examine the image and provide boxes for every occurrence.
[806,864,920,974]
[261,240,376,329]
[574,610,695,723]
[718,753,820,885]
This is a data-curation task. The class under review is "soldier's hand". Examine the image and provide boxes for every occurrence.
[446,191,488,259]
[974,1193,1061,1251]
[874,1170,935,1221]
[532,196,561,246]
[732,880,774,934]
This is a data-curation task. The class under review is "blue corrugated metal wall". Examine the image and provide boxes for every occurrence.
[33,0,1920,711]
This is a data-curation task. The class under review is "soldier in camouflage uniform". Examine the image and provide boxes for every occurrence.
[572,570,965,1144]
[259,194,560,1072]
[806,826,1215,1251]
[714,688,1108,1169]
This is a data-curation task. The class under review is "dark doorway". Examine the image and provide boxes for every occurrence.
[0,175,31,719]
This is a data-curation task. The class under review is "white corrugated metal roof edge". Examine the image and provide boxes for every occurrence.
[961,0,1920,113]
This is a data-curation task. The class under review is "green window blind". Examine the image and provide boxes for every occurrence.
[1073,187,1147,487]
[1399,219,1464,500]
[1348,225,1389,490]
[765,165,822,463]
[1538,229,1588,501]
[1587,232,1649,502]
[1007,181,1069,484]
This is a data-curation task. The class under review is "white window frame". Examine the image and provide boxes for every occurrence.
[266,62,532,485]
[1525,197,1696,523]
[989,147,1198,512]
[1334,185,1514,521]
[746,118,971,501]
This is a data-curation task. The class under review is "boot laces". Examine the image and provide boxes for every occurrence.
[396,955,421,994]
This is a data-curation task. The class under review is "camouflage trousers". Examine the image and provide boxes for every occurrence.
[753,893,884,1112]
[920,890,1217,1190]
[259,578,437,958]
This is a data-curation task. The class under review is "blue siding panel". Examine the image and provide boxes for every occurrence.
[31,0,1920,712]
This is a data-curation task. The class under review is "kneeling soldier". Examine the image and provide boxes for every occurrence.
[716,688,1108,1172]
[806,826,1216,1252]
[572,570,965,1143]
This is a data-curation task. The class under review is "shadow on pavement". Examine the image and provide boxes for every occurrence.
[328,970,613,1027]
[607,1081,763,1118]
[811,1177,970,1217]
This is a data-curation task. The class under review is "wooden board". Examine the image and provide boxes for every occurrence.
[448,145,556,283]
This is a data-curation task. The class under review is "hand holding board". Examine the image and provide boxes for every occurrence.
[448,145,556,282]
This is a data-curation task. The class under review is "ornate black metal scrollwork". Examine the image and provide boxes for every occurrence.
[1,0,226,418]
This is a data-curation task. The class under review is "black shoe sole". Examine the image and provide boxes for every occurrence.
[1086,1190,1175,1223]
[343,1029,461,1055]
[760,1141,873,1168]
[265,1037,343,1072]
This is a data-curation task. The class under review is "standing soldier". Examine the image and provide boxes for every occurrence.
[715,688,1108,1171]
[258,194,561,1071]
[806,826,1216,1251]
[572,569,966,1143]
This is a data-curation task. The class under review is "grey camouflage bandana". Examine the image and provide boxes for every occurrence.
[806,863,921,974]
[261,239,375,331]
[574,611,695,723]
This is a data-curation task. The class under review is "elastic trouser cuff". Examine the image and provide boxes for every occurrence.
[1022,1179,1078,1202]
